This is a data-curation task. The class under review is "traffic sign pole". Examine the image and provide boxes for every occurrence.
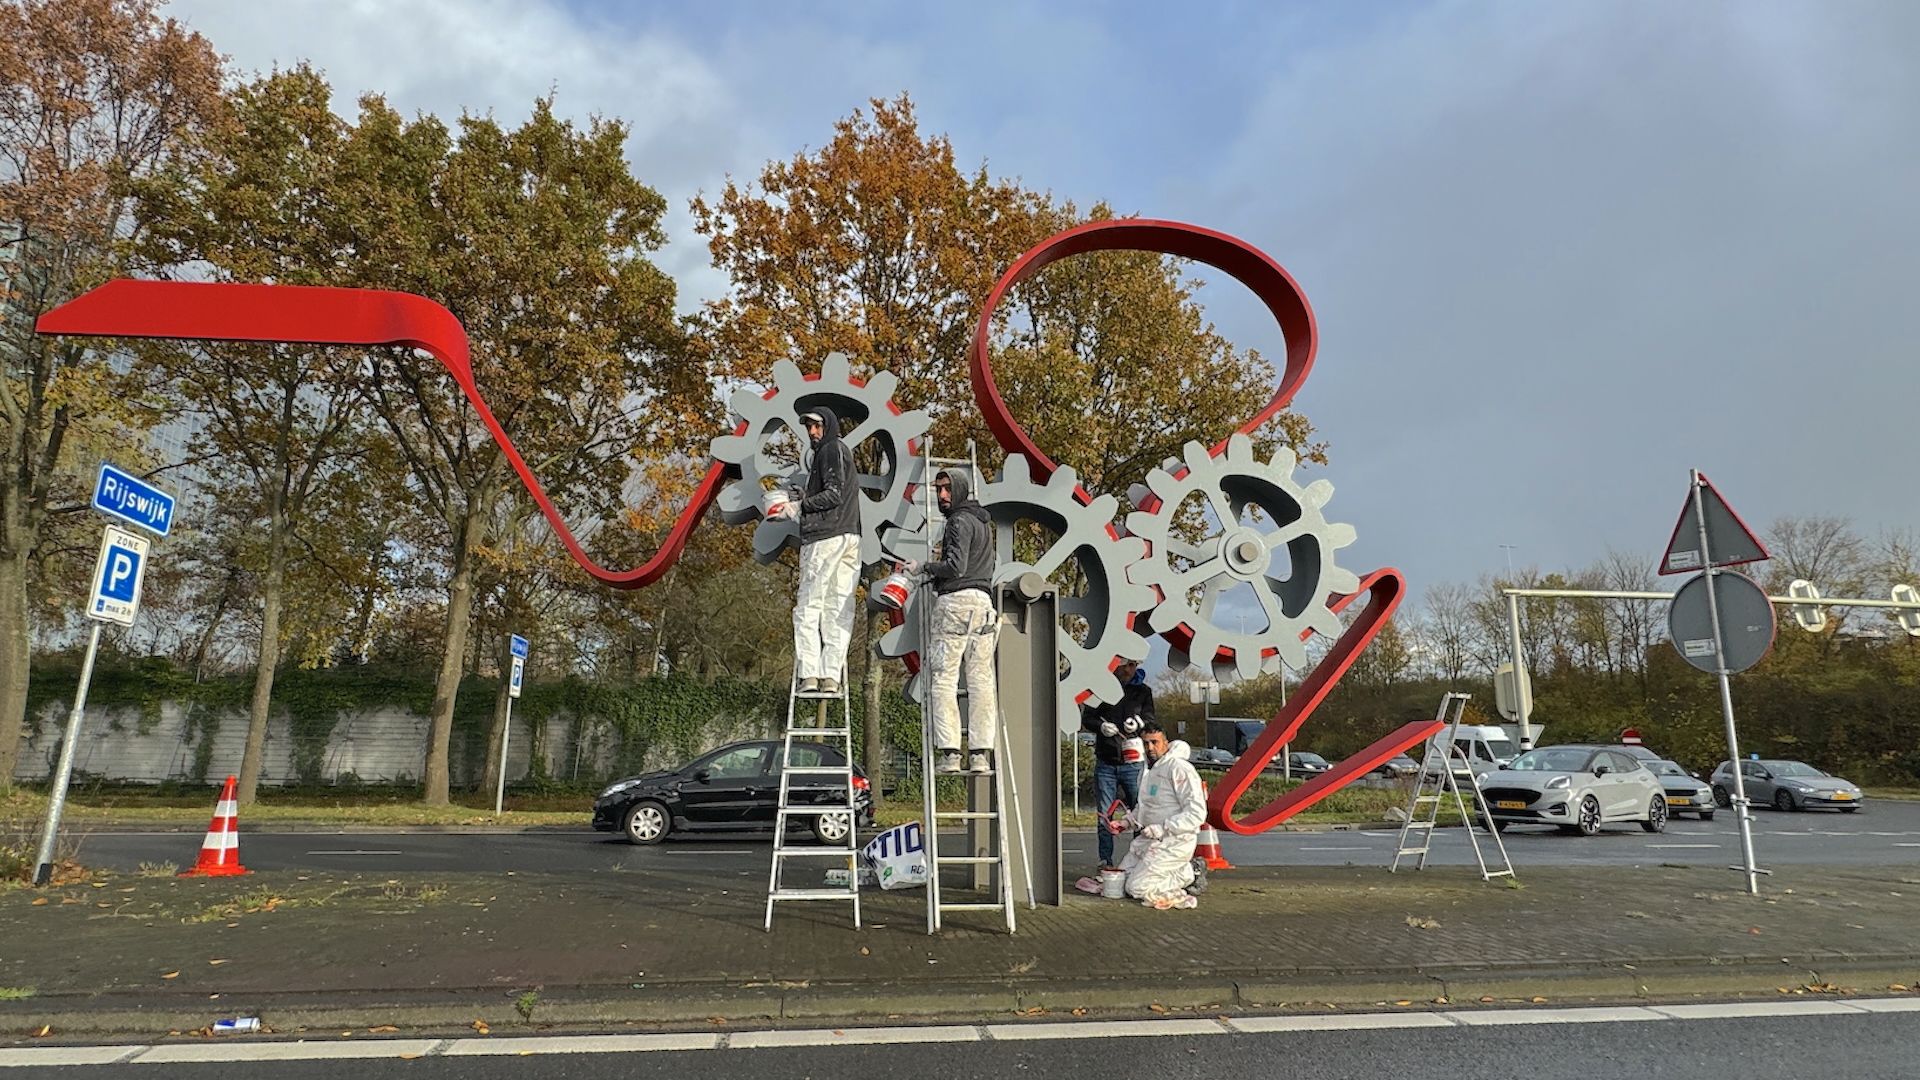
[494,637,528,816]
[33,623,102,886]
[1692,470,1763,894]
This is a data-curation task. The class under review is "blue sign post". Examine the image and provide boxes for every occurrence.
[496,635,530,815]
[92,463,176,537]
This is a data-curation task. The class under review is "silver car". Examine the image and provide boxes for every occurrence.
[1648,759,1715,820]
[1479,745,1667,836]
[1709,760,1865,813]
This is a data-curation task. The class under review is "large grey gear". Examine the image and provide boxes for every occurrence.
[1125,432,1360,680]
[708,352,929,566]
[877,453,1155,732]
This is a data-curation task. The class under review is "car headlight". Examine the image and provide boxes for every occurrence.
[1545,775,1571,790]
[598,779,641,799]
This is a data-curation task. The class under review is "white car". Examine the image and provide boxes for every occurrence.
[1478,745,1667,835]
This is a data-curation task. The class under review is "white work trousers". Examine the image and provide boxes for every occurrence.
[929,588,998,751]
[792,534,861,682]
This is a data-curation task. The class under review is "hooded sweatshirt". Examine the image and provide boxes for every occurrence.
[797,404,860,544]
[1080,667,1156,765]
[923,468,995,595]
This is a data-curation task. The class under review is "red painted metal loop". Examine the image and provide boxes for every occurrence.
[36,279,715,590]
[1204,569,1443,833]
[968,218,1318,480]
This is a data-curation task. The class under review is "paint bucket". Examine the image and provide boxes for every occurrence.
[1100,867,1127,899]
[1121,737,1145,765]
[761,487,792,520]
[874,570,912,610]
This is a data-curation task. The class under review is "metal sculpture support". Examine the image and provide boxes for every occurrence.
[38,218,1433,838]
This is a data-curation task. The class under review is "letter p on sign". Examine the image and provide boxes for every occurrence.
[88,526,150,626]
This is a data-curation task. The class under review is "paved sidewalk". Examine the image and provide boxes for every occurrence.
[3,860,1917,1040]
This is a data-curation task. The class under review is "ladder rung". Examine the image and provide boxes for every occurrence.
[938,902,1006,911]
[938,856,1000,865]
[770,889,859,901]
[781,766,853,775]
[788,728,852,736]
[1483,869,1516,878]
[1402,820,1434,829]
[772,847,856,857]
[793,691,847,699]
[933,811,997,820]
[1396,848,1430,857]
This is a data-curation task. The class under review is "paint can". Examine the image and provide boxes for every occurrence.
[1100,867,1126,899]
[874,569,912,610]
[761,487,793,520]
[1121,737,1145,765]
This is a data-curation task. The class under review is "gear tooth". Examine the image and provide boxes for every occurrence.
[1277,634,1310,671]
[1084,492,1116,521]
[1309,607,1344,639]
[1325,522,1357,550]
[709,433,754,464]
[1148,605,1183,633]
[1233,646,1262,681]
[867,369,899,401]
[1144,468,1180,502]
[1268,445,1298,478]
[819,352,851,383]
[1325,566,1362,595]
[1182,440,1211,472]
[1049,463,1079,491]
[1225,432,1254,462]
[770,358,803,390]
[1001,453,1034,485]
[1302,479,1334,510]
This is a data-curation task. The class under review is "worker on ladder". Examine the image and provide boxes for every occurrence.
[902,468,997,775]
[783,407,862,695]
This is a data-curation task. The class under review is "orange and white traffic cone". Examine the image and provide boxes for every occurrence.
[179,775,250,877]
[1196,781,1233,871]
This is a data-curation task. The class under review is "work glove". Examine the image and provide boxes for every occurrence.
[1100,721,1119,737]
[1121,717,1141,734]
[773,501,800,522]
[901,559,921,575]
[1138,823,1165,840]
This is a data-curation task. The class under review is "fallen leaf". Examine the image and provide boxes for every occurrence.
[91,883,106,889]
[31,898,47,906]
[33,1026,51,1038]
[1071,1008,1088,1016]
[399,1055,423,1060]
[1149,1004,1167,1013]
[1405,916,1440,929]
[1749,928,1763,934]
[1480,997,1494,1002]
[471,1021,490,1034]
[709,1017,728,1025]
[1395,1000,1413,1006]
[208,959,229,966]
[859,947,869,955]
[369,1026,398,1033]
[161,971,180,979]
[1531,997,1548,1003]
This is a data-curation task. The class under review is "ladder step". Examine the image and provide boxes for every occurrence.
[793,691,847,699]
[786,727,852,736]
[937,902,1006,911]
[1403,820,1434,829]
[776,805,852,816]
[769,889,860,901]
[772,847,857,857]
[1396,848,1430,857]
[932,811,997,820]
[781,766,853,775]
[1483,869,1516,878]
[939,856,1000,865]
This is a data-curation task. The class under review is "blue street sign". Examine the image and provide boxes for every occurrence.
[92,464,176,537]
[509,634,529,659]
[88,526,150,626]
[508,656,525,699]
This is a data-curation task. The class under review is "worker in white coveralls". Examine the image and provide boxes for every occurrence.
[778,407,862,696]
[901,468,998,775]
[1111,721,1210,908]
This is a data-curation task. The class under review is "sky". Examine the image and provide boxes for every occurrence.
[162,0,1920,606]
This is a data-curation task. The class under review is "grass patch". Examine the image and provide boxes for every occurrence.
[136,861,179,878]
[0,987,34,1001]
[1866,788,1920,802]
[3,785,582,827]
[515,991,539,1020]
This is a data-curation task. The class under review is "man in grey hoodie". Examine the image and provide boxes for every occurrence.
[786,406,862,696]
[905,468,998,774]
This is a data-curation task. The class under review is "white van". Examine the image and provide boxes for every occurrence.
[1424,725,1520,778]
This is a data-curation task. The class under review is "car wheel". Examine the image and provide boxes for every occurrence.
[1492,819,1510,833]
[1773,789,1797,813]
[1640,795,1667,833]
[1712,785,1732,809]
[812,811,854,845]
[1699,811,1716,822]
[1576,795,1603,836]
[1840,806,1858,814]
[622,800,670,845]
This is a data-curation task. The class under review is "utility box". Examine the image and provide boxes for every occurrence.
[963,577,1061,906]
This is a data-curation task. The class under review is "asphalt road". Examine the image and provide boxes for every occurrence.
[13,1007,1920,1079]
[67,799,1920,875]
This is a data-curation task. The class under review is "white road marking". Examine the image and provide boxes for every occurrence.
[305,850,403,856]
[1646,844,1720,848]
[1227,1013,1454,1032]
[444,1034,717,1055]
[1300,846,1373,851]
[11,997,1919,1067]
[984,1019,1225,1040]
[659,849,758,855]
[730,1026,977,1048]
[130,1039,443,1063]
[1894,843,1920,847]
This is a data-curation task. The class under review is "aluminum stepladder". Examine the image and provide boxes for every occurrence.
[764,676,862,930]
[915,444,1027,934]
[1390,692,1515,881]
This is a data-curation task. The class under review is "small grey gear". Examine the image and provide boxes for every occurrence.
[1125,432,1360,680]
[877,453,1155,731]
[708,352,929,566]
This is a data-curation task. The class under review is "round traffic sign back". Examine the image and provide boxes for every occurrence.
[1668,570,1776,674]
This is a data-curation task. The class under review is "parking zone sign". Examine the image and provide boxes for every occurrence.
[89,526,150,626]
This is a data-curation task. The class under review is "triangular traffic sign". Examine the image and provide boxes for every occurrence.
[1659,472,1769,575]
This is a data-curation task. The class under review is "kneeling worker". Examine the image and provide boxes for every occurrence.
[903,468,997,775]
[1113,722,1208,907]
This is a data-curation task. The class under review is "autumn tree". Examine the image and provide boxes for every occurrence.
[0,0,222,786]
[129,65,381,803]
[337,95,703,805]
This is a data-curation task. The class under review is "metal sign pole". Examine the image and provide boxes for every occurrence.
[33,622,104,886]
[1506,592,1533,750]
[494,694,514,816]
[1693,469,1760,894]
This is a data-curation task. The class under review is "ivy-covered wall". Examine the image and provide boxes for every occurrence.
[14,660,927,789]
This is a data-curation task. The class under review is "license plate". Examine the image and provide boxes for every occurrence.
[1668,797,1692,805]
[1496,800,1525,810]
[1832,793,1852,800]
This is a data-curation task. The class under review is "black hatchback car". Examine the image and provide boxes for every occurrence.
[592,739,875,845]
